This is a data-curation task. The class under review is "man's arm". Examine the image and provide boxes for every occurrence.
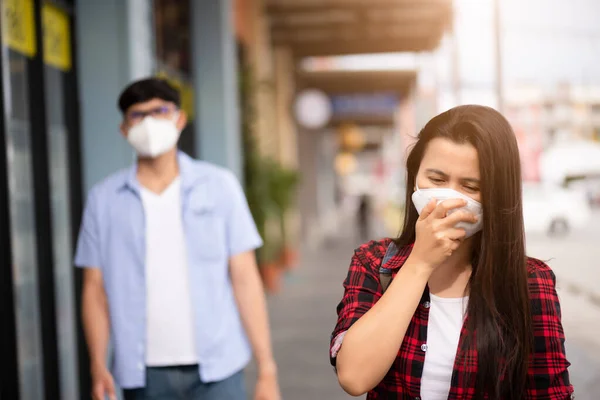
[229,250,277,376]
[74,187,116,399]
[220,169,279,398]
[82,268,110,372]
[82,268,116,400]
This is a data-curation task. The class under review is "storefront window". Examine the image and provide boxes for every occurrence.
[3,1,80,398]
[2,46,45,400]
[45,64,79,400]
[40,2,80,397]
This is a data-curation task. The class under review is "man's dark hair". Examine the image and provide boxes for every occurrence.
[118,78,180,114]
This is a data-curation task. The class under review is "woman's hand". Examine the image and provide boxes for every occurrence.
[411,198,478,272]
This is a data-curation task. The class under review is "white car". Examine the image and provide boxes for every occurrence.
[522,183,591,236]
[567,177,600,207]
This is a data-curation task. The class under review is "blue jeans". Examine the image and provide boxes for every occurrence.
[122,365,246,400]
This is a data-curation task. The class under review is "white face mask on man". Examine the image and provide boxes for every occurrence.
[411,183,483,238]
[127,114,180,158]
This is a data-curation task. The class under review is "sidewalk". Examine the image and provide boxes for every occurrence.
[246,224,600,399]
[246,229,361,399]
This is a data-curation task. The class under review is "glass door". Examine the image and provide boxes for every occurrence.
[43,3,79,398]
[1,0,82,398]
[1,35,46,400]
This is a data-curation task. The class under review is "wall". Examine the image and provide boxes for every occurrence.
[76,0,154,193]
[191,0,243,179]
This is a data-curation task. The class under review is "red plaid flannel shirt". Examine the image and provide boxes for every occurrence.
[330,239,574,399]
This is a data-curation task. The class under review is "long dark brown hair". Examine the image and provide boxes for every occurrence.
[395,105,532,399]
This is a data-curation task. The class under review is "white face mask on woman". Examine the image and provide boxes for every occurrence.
[127,114,180,158]
[412,183,483,238]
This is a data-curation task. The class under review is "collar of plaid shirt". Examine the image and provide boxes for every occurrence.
[330,239,574,400]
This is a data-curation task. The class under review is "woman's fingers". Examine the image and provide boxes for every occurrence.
[438,209,478,230]
[418,198,438,220]
[429,199,467,220]
[445,228,467,241]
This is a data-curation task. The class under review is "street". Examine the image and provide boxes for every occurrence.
[246,210,600,399]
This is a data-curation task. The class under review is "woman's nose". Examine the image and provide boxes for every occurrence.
[448,182,461,191]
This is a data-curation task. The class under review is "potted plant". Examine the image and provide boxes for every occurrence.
[267,160,301,269]
[239,63,285,292]
[257,233,284,293]
[249,158,286,293]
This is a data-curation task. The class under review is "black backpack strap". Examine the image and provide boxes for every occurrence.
[379,241,398,293]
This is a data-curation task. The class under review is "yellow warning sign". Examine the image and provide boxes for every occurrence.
[1,0,37,58]
[42,4,71,71]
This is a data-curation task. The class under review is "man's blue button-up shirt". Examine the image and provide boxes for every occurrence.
[74,152,263,388]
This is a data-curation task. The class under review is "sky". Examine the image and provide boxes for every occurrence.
[459,0,600,86]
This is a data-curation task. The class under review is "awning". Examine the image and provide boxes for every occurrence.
[266,0,453,57]
[296,69,417,94]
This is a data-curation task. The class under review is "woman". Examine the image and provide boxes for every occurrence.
[330,105,574,399]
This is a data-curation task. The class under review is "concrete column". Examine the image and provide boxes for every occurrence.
[273,46,301,243]
[274,46,298,167]
[191,0,242,180]
[76,0,154,193]
[297,127,320,244]
[247,0,277,158]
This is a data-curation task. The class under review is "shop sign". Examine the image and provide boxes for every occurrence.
[2,1,72,71]
[330,92,399,118]
[42,4,72,71]
[1,0,37,58]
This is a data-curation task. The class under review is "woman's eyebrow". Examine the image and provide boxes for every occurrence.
[426,169,480,184]
[461,177,480,185]
[425,168,447,176]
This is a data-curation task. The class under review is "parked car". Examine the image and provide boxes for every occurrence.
[566,177,600,207]
[522,183,591,237]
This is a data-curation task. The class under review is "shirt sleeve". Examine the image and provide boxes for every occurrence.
[526,265,575,399]
[330,246,382,367]
[221,170,263,257]
[73,187,101,269]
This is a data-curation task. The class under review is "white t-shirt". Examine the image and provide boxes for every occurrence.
[420,293,469,400]
[140,177,197,366]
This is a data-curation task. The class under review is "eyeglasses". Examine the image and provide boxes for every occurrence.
[126,105,177,125]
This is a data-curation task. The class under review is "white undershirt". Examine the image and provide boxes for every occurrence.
[140,177,197,366]
[420,293,469,400]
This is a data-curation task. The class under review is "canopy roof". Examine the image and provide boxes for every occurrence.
[266,0,453,57]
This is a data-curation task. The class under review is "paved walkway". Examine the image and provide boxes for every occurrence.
[245,229,361,399]
[246,223,600,399]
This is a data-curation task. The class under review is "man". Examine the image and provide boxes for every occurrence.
[357,194,371,243]
[75,78,280,400]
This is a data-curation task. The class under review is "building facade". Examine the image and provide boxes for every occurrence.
[1,0,244,399]
[2,0,451,398]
